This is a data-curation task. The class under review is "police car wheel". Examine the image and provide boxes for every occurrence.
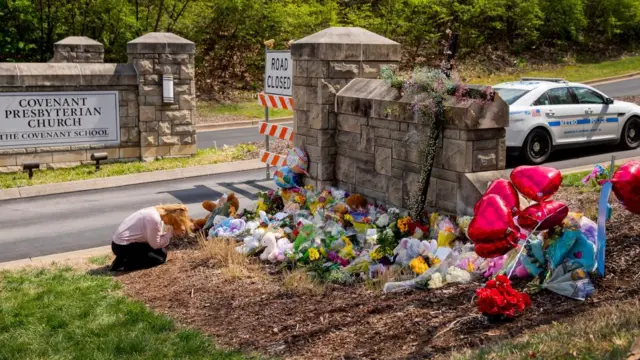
[622,116,640,149]
[522,128,551,165]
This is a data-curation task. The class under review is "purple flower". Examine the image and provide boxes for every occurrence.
[328,251,349,267]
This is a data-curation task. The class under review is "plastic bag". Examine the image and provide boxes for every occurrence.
[546,230,580,269]
[293,224,318,251]
[566,232,597,272]
[535,263,595,301]
[383,263,441,293]
[393,238,437,266]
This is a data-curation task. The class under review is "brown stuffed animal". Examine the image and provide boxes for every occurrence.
[346,194,367,211]
[191,193,240,231]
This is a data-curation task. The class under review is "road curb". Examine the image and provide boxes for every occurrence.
[196,116,293,132]
[583,72,640,86]
[0,158,266,202]
[0,246,112,270]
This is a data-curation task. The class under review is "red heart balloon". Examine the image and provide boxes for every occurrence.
[474,179,520,216]
[468,194,522,258]
[517,200,569,231]
[510,166,562,202]
[611,160,640,215]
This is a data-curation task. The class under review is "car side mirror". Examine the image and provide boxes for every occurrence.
[605,97,614,105]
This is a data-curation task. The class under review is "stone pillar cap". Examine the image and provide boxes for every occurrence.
[127,32,195,54]
[292,27,400,61]
[55,36,103,46]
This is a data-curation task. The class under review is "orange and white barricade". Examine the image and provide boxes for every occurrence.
[259,150,287,167]
[258,92,294,110]
[258,121,294,142]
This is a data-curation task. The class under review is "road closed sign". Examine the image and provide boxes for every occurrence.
[265,51,292,97]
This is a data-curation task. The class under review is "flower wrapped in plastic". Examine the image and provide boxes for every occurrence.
[445,266,471,284]
[529,263,595,301]
[393,238,438,266]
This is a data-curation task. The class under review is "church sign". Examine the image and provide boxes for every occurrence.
[0,91,120,148]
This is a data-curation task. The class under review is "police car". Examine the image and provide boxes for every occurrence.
[494,77,640,164]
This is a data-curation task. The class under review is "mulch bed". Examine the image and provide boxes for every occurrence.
[117,186,640,360]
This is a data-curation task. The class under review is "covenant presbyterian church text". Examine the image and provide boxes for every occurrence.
[0,96,108,142]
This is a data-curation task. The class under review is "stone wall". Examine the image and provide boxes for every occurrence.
[0,32,196,172]
[334,78,508,215]
[51,37,105,63]
[291,27,509,215]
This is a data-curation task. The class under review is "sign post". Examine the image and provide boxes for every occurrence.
[262,49,292,179]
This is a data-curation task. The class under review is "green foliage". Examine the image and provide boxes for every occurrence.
[2,0,640,95]
[0,267,253,359]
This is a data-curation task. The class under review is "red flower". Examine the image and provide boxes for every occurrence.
[476,277,531,318]
[495,275,511,285]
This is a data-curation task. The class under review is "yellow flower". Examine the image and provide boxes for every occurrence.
[294,194,305,204]
[432,258,441,265]
[308,248,320,261]
[397,216,411,233]
[344,214,354,223]
[370,247,384,261]
[466,261,475,272]
[319,247,327,257]
[339,237,355,259]
[305,185,314,191]
[257,201,268,212]
[410,257,429,275]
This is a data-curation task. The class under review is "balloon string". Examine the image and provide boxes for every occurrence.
[506,206,566,279]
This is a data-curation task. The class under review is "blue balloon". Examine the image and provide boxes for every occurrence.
[274,166,300,189]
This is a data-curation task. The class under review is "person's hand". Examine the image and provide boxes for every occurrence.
[173,226,186,237]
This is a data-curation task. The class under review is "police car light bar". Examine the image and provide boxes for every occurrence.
[521,77,567,83]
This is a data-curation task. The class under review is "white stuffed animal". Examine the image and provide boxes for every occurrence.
[267,238,293,262]
[260,232,278,261]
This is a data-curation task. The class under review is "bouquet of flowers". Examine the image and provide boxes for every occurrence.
[476,275,531,320]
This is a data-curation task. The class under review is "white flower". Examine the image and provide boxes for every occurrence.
[375,214,390,227]
[446,267,472,284]
[428,273,443,289]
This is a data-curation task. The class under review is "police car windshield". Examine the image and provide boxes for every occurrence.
[494,88,530,105]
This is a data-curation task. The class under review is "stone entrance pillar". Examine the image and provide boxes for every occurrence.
[127,32,197,160]
[290,27,401,189]
[51,36,104,63]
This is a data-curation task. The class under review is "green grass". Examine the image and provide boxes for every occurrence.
[88,255,111,266]
[562,165,620,188]
[0,143,258,189]
[449,300,640,360]
[198,101,292,120]
[469,55,640,85]
[0,267,255,360]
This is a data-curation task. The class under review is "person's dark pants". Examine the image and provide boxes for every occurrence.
[110,242,167,271]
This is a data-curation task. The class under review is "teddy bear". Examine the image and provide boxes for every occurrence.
[191,193,240,233]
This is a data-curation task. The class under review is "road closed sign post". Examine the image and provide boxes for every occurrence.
[261,49,293,179]
[265,51,292,97]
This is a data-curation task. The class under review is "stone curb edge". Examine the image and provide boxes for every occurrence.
[582,72,640,86]
[0,246,112,270]
[0,158,266,202]
[196,116,293,132]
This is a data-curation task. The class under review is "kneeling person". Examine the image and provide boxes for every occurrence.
[111,204,191,271]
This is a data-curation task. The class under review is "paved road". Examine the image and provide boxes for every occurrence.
[0,169,276,263]
[593,77,640,97]
[196,122,293,149]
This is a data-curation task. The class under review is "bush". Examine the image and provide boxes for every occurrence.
[2,0,640,96]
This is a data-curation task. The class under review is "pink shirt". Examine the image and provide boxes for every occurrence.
[112,207,173,249]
